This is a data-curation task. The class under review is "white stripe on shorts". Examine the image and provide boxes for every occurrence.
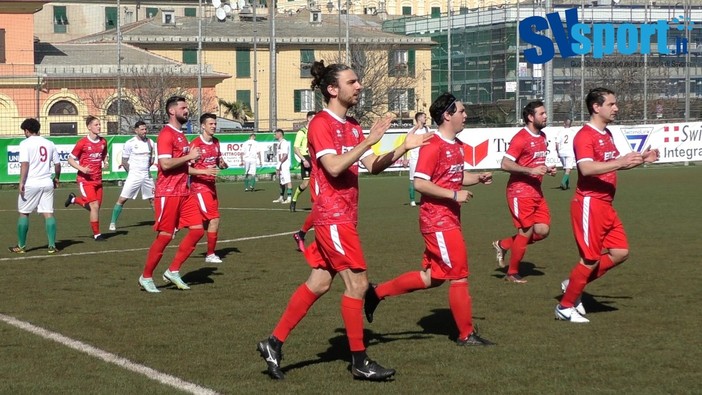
[435,231,452,268]
[512,197,519,218]
[156,196,166,225]
[582,196,591,247]
[330,224,345,255]
[196,192,207,214]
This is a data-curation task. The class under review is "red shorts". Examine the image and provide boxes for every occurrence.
[507,196,550,229]
[422,228,469,280]
[571,194,628,261]
[78,182,103,206]
[194,191,220,221]
[154,195,202,233]
[304,223,366,273]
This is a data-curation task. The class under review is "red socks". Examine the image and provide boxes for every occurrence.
[561,263,593,308]
[168,227,205,272]
[142,234,172,278]
[273,284,320,342]
[499,236,514,251]
[507,234,529,276]
[90,221,100,236]
[375,271,427,299]
[448,282,473,340]
[340,295,365,352]
[206,232,217,256]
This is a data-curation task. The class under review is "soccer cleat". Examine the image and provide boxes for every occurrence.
[282,197,291,204]
[457,331,495,346]
[272,197,283,203]
[257,336,285,380]
[109,223,116,231]
[138,276,161,293]
[64,192,76,207]
[94,234,106,242]
[364,284,381,323]
[492,240,506,268]
[560,279,586,315]
[289,201,296,212]
[410,201,417,207]
[504,274,527,284]
[47,246,59,254]
[293,231,306,252]
[351,357,396,381]
[8,245,26,254]
[162,270,191,290]
[205,254,223,264]
[555,304,589,323]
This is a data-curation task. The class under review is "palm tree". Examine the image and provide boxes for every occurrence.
[218,99,253,121]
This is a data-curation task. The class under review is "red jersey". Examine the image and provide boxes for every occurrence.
[573,124,620,202]
[414,132,463,233]
[189,135,221,194]
[308,109,371,226]
[504,128,548,198]
[71,136,107,184]
[155,124,191,197]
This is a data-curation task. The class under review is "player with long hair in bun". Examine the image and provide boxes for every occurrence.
[256,60,432,381]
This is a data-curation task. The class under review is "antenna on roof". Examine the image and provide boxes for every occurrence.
[212,0,232,21]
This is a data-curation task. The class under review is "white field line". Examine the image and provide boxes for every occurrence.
[0,231,296,262]
[0,313,220,395]
[0,207,293,212]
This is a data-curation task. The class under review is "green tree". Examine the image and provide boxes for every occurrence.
[218,99,253,121]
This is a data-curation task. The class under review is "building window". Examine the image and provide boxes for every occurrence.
[300,49,314,78]
[105,7,118,30]
[182,49,197,65]
[236,49,251,78]
[146,7,159,18]
[0,29,5,63]
[402,6,412,15]
[294,90,315,113]
[359,89,373,111]
[389,49,415,77]
[48,100,78,115]
[431,7,441,18]
[388,89,415,115]
[53,6,68,34]
[184,8,197,17]
[236,90,251,111]
[50,122,78,136]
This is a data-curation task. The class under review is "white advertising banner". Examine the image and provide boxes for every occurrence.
[365,121,702,172]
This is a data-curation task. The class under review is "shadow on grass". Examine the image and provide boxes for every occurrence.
[102,231,128,240]
[555,292,625,314]
[277,327,433,376]
[182,267,219,286]
[211,247,241,259]
[120,220,155,229]
[24,239,84,253]
[491,261,545,280]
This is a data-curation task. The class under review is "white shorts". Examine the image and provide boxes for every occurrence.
[119,172,155,200]
[244,160,258,176]
[18,183,54,214]
[279,167,291,185]
[559,156,575,170]
[409,158,419,180]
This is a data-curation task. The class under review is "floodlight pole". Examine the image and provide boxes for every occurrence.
[117,0,122,133]
[253,0,259,131]
[269,1,277,131]
[197,0,203,124]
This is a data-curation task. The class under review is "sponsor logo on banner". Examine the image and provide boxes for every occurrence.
[463,140,490,167]
[663,125,681,143]
[621,126,654,152]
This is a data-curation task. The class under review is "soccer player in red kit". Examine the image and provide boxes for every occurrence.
[256,61,432,381]
[138,96,204,293]
[491,101,556,283]
[190,113,227,264]
[65,115,109,241]
[364,93,495,346]
[556,88,659,323]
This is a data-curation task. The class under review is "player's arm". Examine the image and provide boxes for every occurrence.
[360,118,433,175]
[414,177,473,204]
[188,166,219,176]
[121,156,130,173]
[19,161,29,196]
[577,152,644,176]
[159,147,200,170]
[462,171,493,186]
[67,155,89,173]
[501,156,547,176]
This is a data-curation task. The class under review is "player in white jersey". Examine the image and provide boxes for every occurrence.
[241,133,262,191]
[556,118,576,190]
[406,112,430,206]
[9,118,61,254]
[272,129,292,203]
[109,121,155,231]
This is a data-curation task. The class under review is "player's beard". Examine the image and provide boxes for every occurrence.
[176,113,189,125]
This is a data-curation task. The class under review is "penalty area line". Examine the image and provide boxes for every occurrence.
[0,312,220,395]
[0,231,296,262]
